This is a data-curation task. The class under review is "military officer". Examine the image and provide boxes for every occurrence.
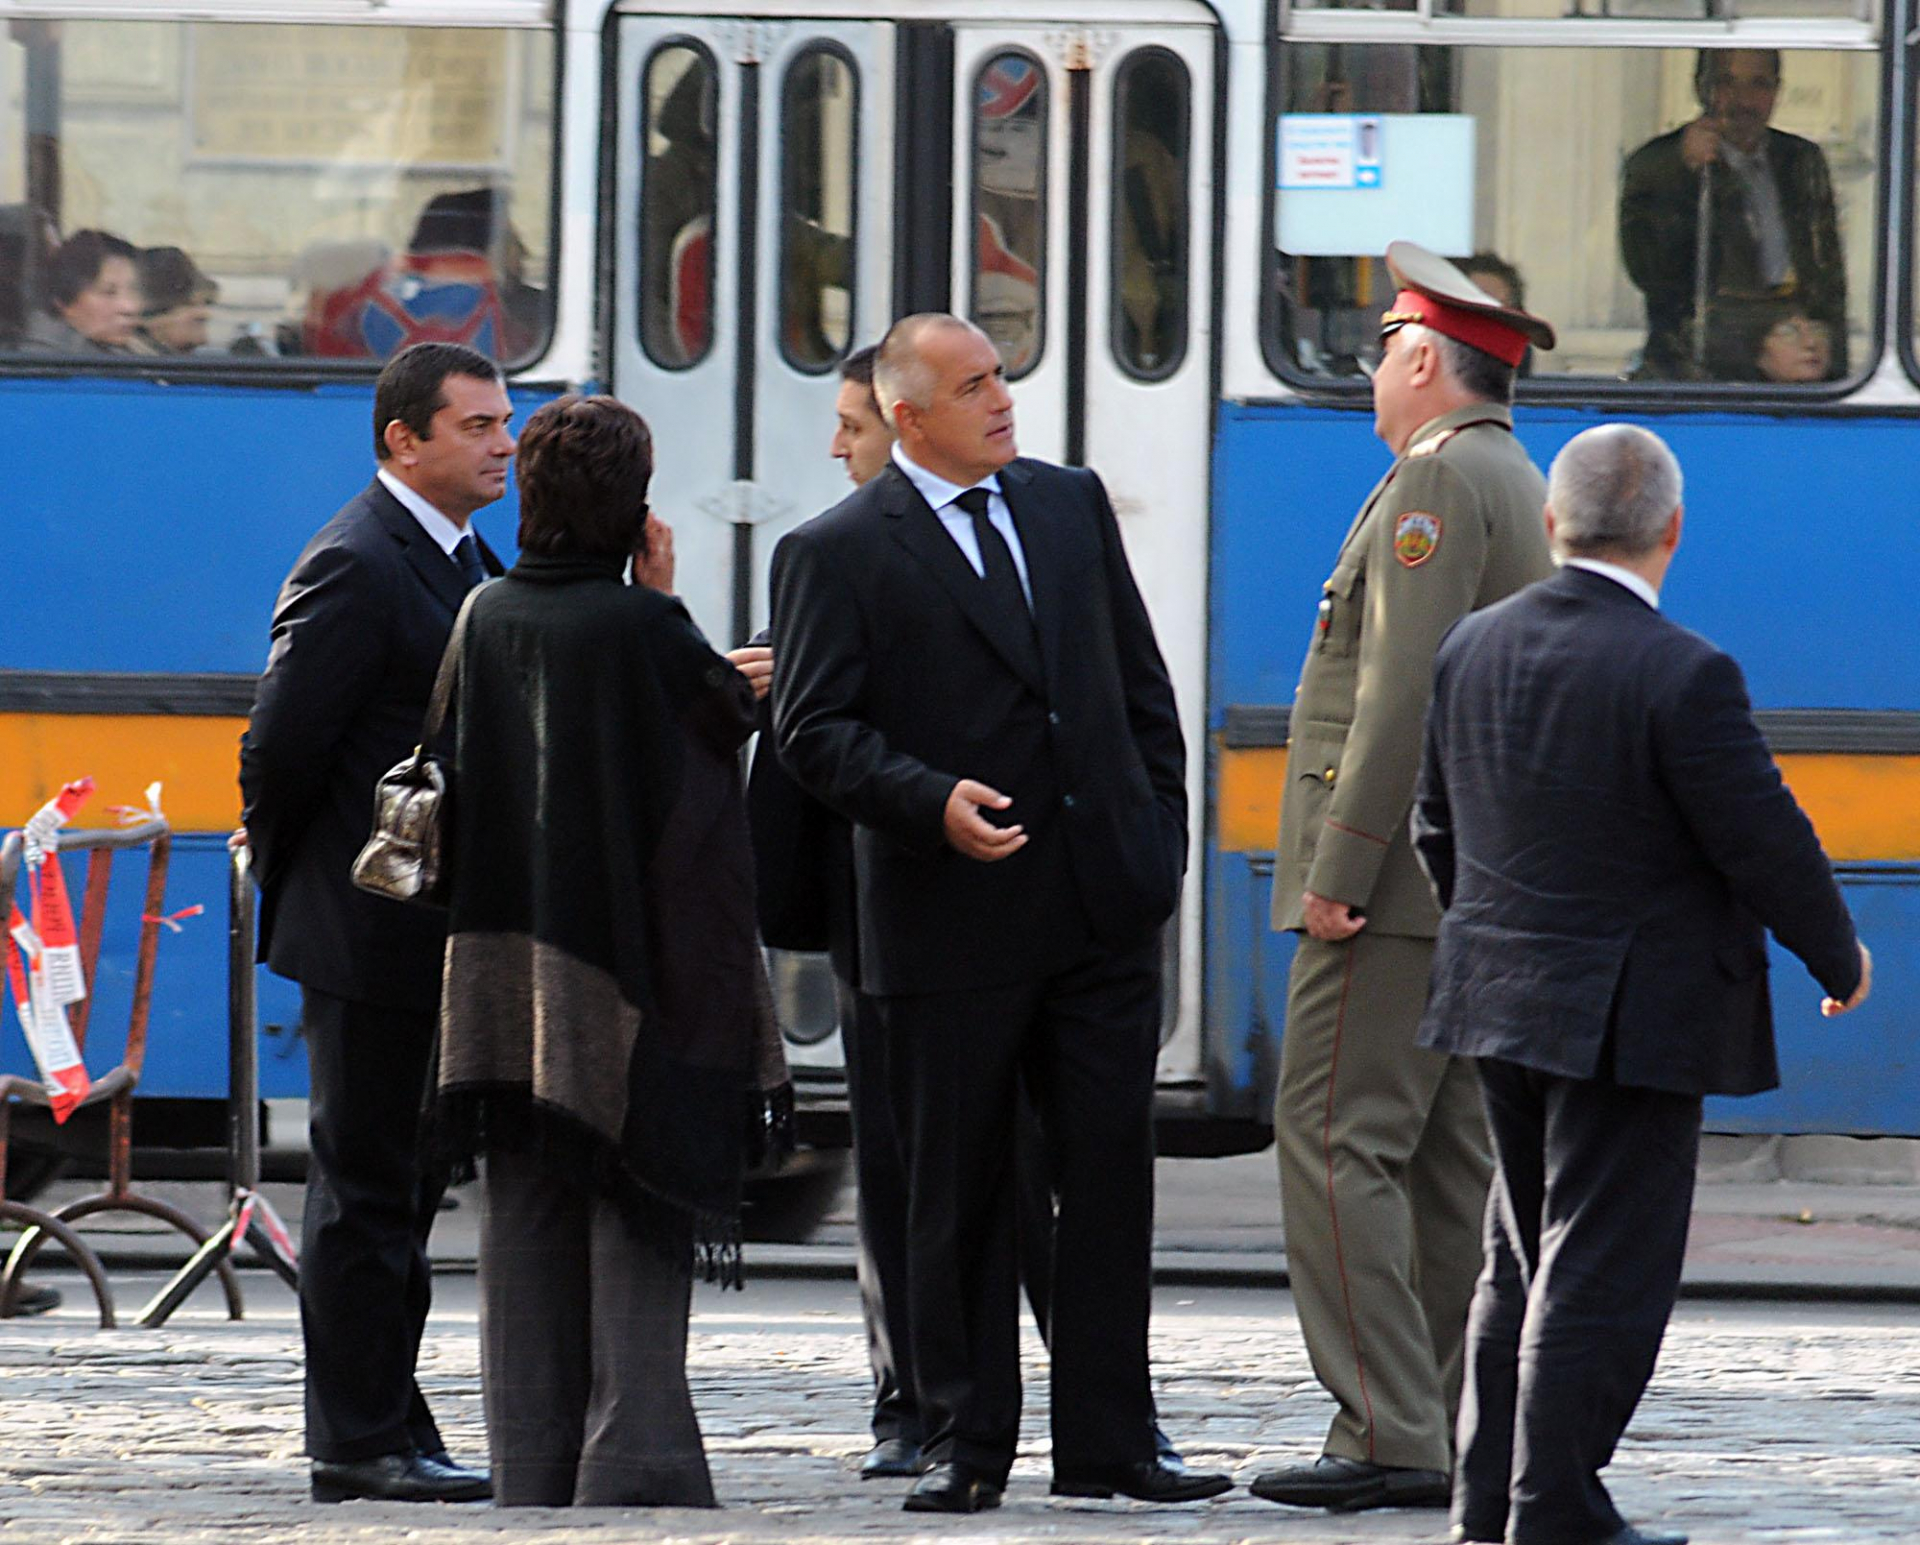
[1252,242,1558,1515]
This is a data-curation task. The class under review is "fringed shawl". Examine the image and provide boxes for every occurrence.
[430,553,786,1283]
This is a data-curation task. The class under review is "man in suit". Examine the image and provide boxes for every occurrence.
[770,313,1227,1513]
[1257,243,1556,1515]
[239,342,511,1503]
[1413,423,1870,1545]
[1619,50,1845,379]
[749,342,928,1479]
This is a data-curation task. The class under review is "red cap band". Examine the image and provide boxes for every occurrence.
[1384,289,1529,368]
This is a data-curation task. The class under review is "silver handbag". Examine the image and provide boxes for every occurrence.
[350,585,483,908]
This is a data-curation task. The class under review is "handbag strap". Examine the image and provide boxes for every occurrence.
[420,581,489,747]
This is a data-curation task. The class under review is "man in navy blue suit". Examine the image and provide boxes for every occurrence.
[241,343,511,1504]
[1413,423,1870,1545]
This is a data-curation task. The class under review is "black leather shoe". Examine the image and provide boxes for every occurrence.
[859,1437,926,1479]
[1598,1527,1687,1545]
[8,1282,61,1316]
[1250,1455,1450,1512]
[1052,1457,1232,1502]
[311,1452,493,1504]
[903,1462,1002,1513]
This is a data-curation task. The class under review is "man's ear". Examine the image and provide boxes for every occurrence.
[382,418,415,465]
[1664,504,1684,554]
[1543,504,1558,548]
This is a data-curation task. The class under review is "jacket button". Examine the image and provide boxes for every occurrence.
[1063,794,1077,809]
[1323,767,1337,786]
[1048,711,1061,726]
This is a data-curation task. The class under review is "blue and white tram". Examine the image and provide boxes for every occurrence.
[0,0,1914,1165]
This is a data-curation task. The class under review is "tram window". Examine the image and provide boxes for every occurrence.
[1270,44,1878,387]
[779,46,858,374]
[0,20,554,366]
[639,42,719,370]
[1111,49,1191,380]
[970,50,1049,379]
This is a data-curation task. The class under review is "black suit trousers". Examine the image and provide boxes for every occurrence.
[840,978,1063,1447]
[300,988,448,1462]
[1455,1057,1701,1545]
[875,941,1160,1483]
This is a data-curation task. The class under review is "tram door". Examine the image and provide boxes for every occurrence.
[951,15,1219,1076]
[611,16,894,648]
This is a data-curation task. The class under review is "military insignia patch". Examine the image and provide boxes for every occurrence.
[1393,512,1441,567]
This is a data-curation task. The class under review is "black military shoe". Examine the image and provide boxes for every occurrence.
[1052,1457,1233,1502]
[1250,1454,1450,1512]
[310,1452,492,1504]
[903,1461,1002,1513]
[858,1437,926,1479]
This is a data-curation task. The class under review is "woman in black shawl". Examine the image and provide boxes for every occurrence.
[431,394,786,1507]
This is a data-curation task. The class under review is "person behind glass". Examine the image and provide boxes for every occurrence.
[130,247,217,356]
[771,313,1228,1513]
[1707,303,1836,384]
[430,394,786,1508]
[1620,50,1845,379]
[1414,424,1869,1545]
[19,229,140,356]
[239,342,509,1505]
[1459,252,1533,378]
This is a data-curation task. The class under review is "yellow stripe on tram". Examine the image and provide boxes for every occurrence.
[1214,742,1920,864]
[0,714,245,833]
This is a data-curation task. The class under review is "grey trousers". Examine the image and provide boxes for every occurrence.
[1276,930,1491,1473]
[479,1149,716,1508]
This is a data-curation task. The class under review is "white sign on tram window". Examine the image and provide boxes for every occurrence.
[1278,114,1382,191]
[1276,113,1474,257]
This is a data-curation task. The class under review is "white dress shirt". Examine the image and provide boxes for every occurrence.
[1563,556,1660,611]
[376,467,469,559]
[891,443,1033,608]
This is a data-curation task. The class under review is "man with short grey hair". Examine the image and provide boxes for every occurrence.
[1413,423,1869,1545]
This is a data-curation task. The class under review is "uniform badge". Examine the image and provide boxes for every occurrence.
[1393,512,1441,568]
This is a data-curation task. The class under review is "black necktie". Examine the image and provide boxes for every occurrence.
[955,488,1030,619]
[452,533,486,589]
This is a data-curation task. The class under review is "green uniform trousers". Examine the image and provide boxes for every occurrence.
[1277,930,1491,1473]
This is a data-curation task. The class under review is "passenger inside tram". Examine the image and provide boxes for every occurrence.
[1618,49,1846,381]
[1272,42,1871,387]
[17,228,141,356]
[131,246,217,357]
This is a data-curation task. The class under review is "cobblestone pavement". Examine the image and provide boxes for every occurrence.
[3,1274,1917,1544]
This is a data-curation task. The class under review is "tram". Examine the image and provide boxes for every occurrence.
[0,0,1914,1170]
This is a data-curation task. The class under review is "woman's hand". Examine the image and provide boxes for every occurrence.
[634,513,676,593]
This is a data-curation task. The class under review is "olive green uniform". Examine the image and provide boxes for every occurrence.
[1271,404,1552,1474]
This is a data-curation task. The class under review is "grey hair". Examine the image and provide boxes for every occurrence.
[872,313,982,430]
[1393,322,1515,406]
[1546,424,1684,558]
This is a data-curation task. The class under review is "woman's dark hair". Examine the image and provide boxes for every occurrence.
[44,229,137,310]
[372,341,502,460]
[515,394,654,560]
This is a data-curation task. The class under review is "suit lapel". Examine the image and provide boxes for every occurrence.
[997,461,1065,689]
[366,480,468,615]
[880,465,1045,695]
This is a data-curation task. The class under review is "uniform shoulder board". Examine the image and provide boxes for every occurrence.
[1405,428,1457,460]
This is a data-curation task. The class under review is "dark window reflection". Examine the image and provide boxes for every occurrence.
[1112,48,1191,379]
[970,50,1047,379]
[779,46,857,373]
[640,42,719,370]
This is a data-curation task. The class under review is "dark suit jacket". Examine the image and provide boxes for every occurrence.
[1413,566,1860,1097]
[1619,125,1846,376]
[239,479,502,1014]
[769,457,1185,997]
[744,625,859,981]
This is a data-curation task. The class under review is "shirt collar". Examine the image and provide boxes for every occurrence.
[892,443,1003,514]
[1562,556,1661,611]
[376,467,467,557]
